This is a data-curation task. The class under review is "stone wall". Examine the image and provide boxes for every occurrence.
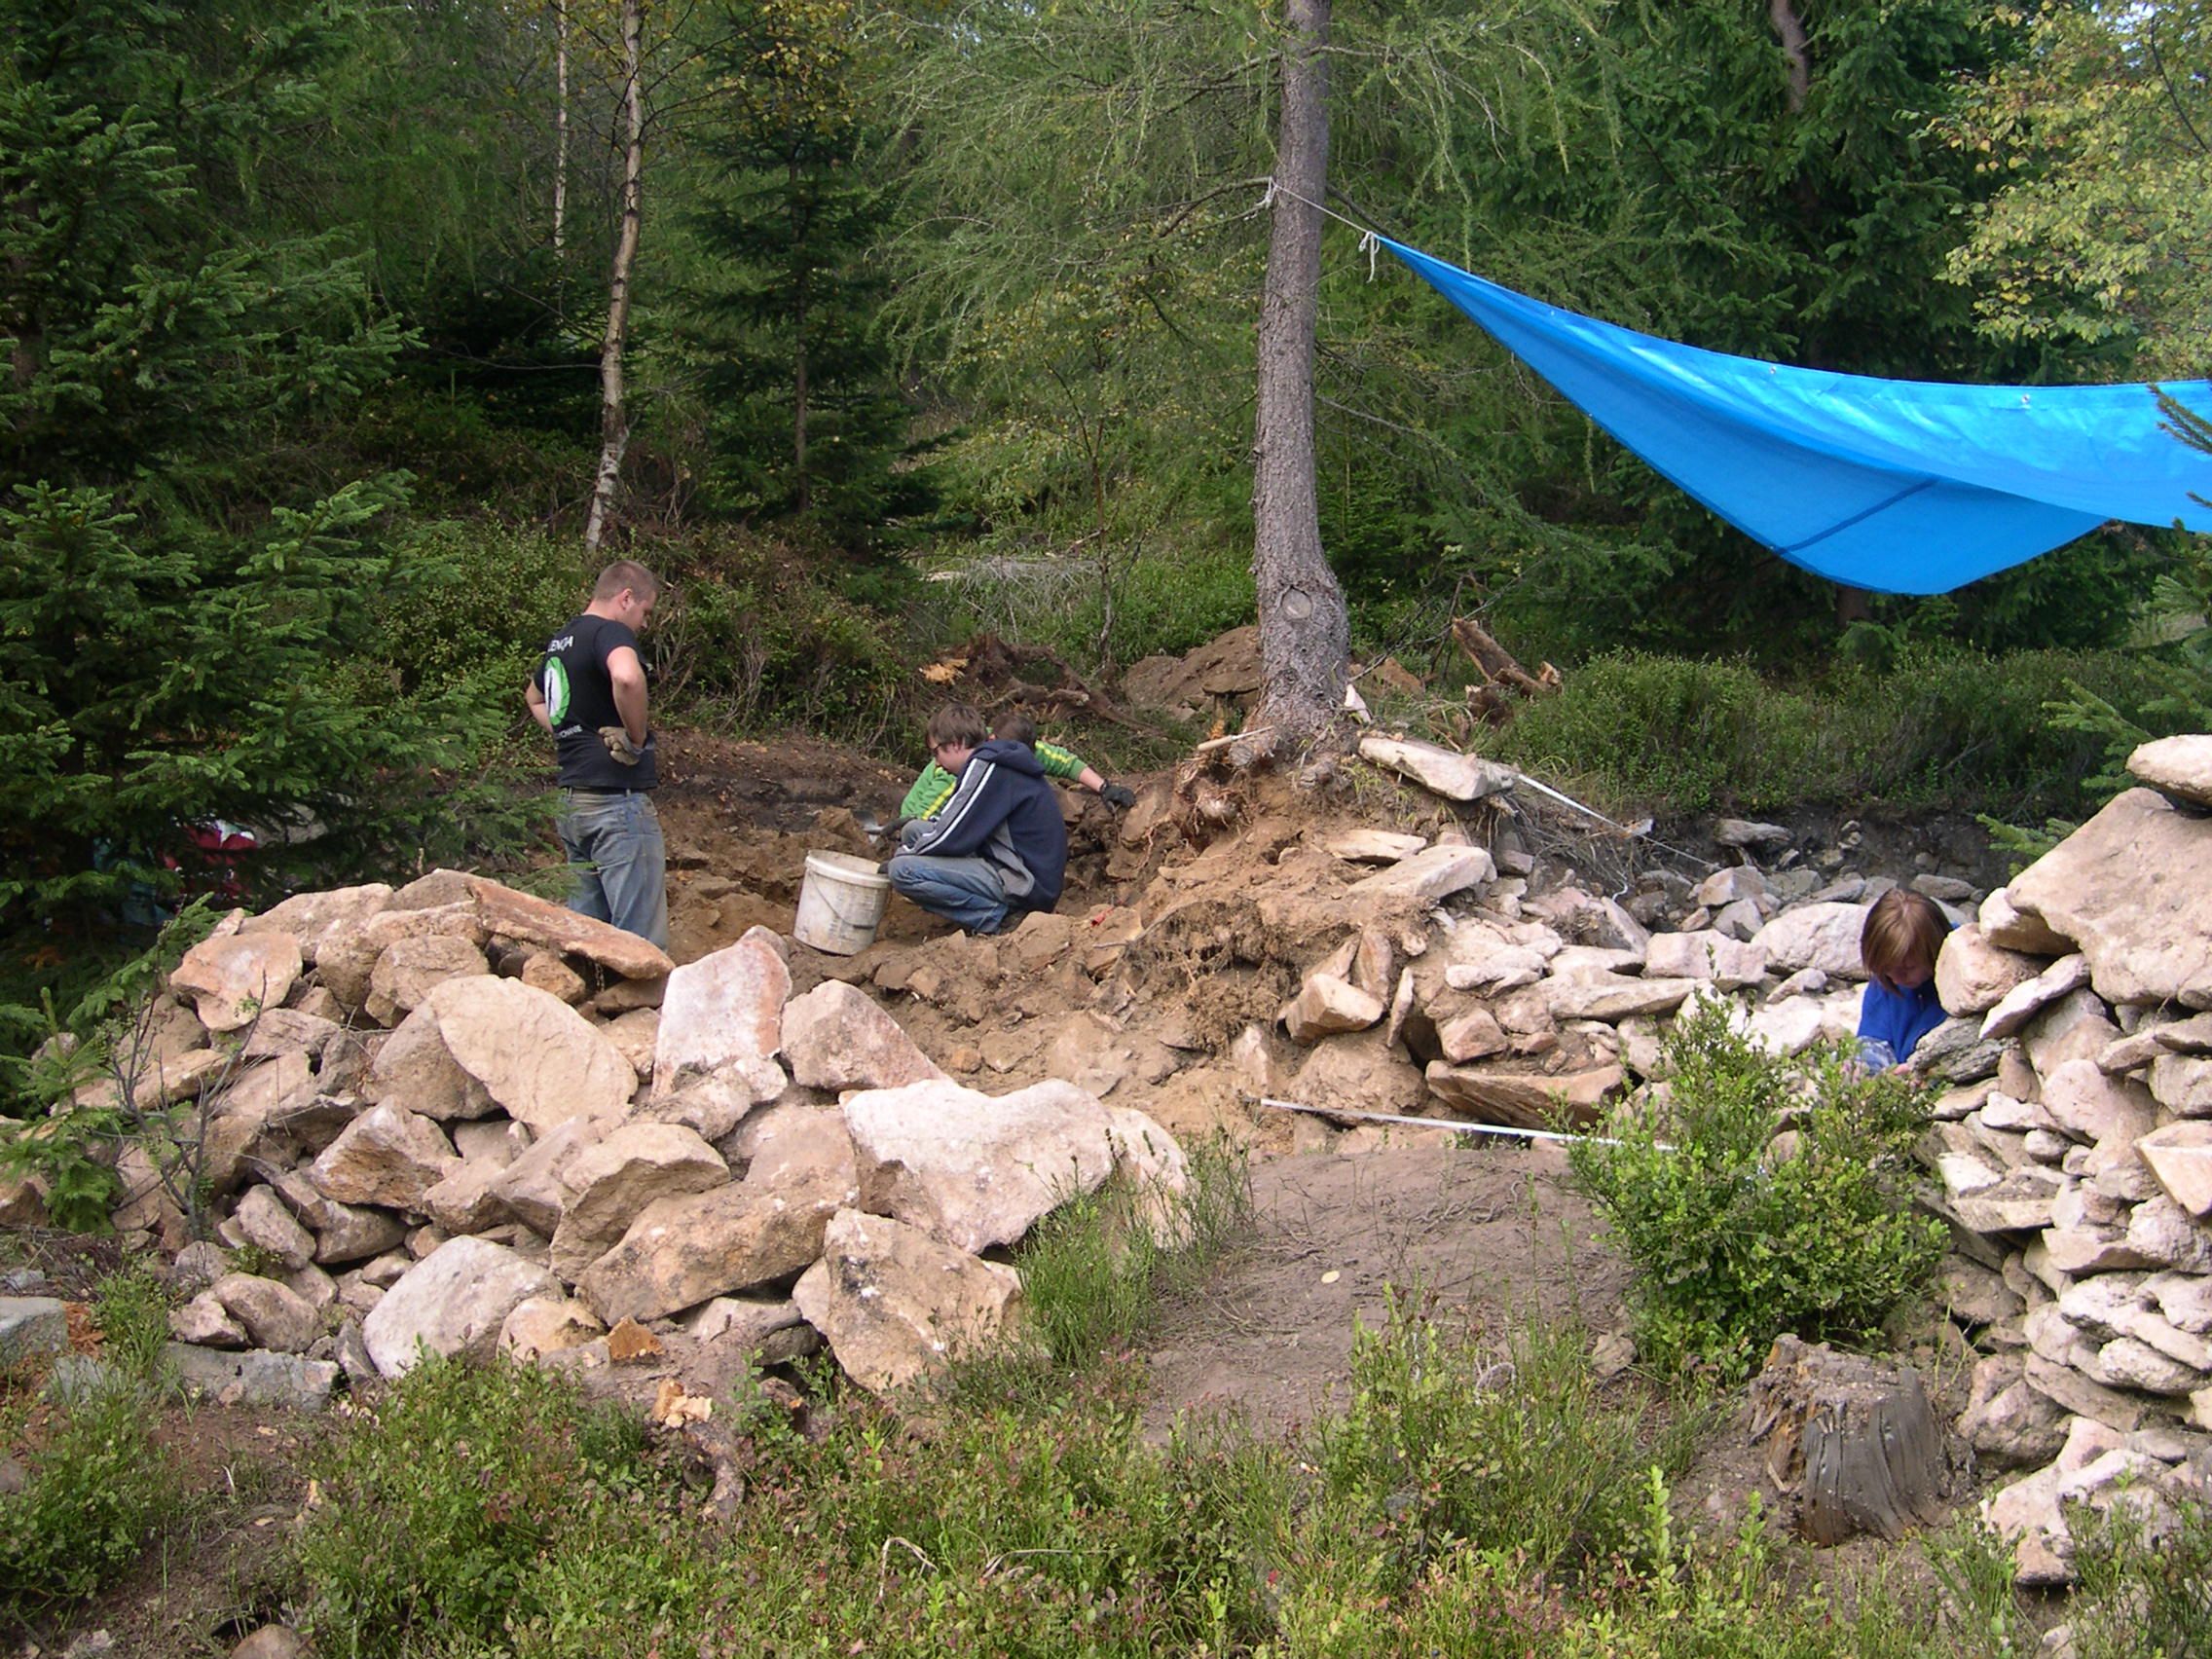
[61,869,1183,1411]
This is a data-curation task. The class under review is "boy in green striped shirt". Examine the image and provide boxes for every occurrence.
[900,711,1135,823]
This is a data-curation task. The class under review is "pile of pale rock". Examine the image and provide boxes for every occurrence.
[89,871,1184,1411]
[1289,733,2212,1586]
[1239,734,1968,1137]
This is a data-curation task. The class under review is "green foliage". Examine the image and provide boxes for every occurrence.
[276,1287,2209,1656]
[610,535,921,742]
[1491,643,2170,820]
[1923,1518,2034,1659]
[681,0,936,545]
[0,1382,178,1608]
[1568,999,1947,1381]
[382,522,589,696]
[0,899,219,1193]
[1937,1,2212,375]
[1309,1299,1687,1591]
[997,1133,1251,1373]
[0,0,519,938]
[2070,1494,2212,1659]
[92,1259,174,1385]
[294,1354,657,1651]
[928,542,1257,676]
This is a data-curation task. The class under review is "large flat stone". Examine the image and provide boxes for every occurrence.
[1346,844,1495,905]
[1422,1061,1622,1129]
[421,976,635,1131]
[843,1078,1115,1255]
[1936,925,2045,1017]
[548,1124,728,1282]
[362,1237,559,1377]
[309,1104,460,1211]
[165,1345,340,1411]
[2127,734,2212,808]
[580,1118,856,1323]
[2138,1122,2212,1217]
[466,875,675,980]
[2008,788,2212,1009]
[1355,736,1516,801]
[651,936,790,1113]
[781,981,946,1093]
[0,1298,68,1367]
[170,933,303,1031]
[1981,954,2092,1043]
[1751,903,1869,978]
[241,883,394,963]
[314,902,486,1011]
[1544,974,1697,1023]
[1643,931,1766,989]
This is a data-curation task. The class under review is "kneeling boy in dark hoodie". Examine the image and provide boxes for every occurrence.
[887,702,1067,936]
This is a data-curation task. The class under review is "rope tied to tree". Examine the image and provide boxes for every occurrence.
[1256,175,1382,279]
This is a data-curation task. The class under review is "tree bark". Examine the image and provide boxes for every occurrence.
[553,0,570,258]
[791,158,810,512]
[1249,0,1347,747]
[584,0,645,558]
[1768,0,1811,114]
[1747,1336,1954,1545]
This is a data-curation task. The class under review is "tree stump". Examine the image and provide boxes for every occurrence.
[1746,1336,1955,1545]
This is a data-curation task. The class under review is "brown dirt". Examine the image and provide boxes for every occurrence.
[1141,1138,1632,1442]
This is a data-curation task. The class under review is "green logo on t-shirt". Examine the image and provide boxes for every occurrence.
[542,658,571,724]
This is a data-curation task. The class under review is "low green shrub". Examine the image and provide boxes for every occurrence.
[383,521,588,696]
[1493,652,1791,812]
[294,1354,656,1653]
[0,1382,178,1608]
[924,542,1256,675]
[92,1259,173,1385]
[2070,1493,2212,1659]
[1489,643,2171,821]
[1567,999,1947,1381]
[1307,1298,1691,1594]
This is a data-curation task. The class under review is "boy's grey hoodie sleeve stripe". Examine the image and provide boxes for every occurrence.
[903,760,997,857]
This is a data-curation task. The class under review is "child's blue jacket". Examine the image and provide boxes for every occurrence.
[1857,977,1947,1064]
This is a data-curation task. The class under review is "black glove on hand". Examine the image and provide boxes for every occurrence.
[1100,781,1137,810]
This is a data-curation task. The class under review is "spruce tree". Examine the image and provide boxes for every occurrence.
[685,0,929,545]
[0,1,461,938]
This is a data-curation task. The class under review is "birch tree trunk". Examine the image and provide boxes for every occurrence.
[791,157,810,512]
[553,0,570,258]
[584,0,645,557]
[1249,0,1347,748]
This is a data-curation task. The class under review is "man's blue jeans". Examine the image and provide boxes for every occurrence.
[556,788,668,948]
[887,853,1010,935]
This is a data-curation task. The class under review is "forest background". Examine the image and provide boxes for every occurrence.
[6,0,2212,1051]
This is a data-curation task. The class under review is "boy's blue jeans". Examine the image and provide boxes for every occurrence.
[556,788,668,948]
[887,853,1010,935]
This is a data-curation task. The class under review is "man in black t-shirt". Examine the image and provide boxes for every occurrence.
[525,560,668,947]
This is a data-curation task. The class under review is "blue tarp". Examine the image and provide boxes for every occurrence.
[1384,238,2212,594]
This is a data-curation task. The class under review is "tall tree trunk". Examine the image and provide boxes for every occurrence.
[1768,0,1811,114]
[791,158,810,512]
[553,0,570,258]
[584,0,645,558]
[1250,0,1347,747]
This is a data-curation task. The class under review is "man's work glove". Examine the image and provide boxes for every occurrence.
[599,725,642,765]
[1099,781,1136,810]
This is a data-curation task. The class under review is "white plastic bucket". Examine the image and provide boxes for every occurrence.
[793,850,892,954]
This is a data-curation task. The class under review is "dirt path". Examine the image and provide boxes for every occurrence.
[1140,1140,1631,1441]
